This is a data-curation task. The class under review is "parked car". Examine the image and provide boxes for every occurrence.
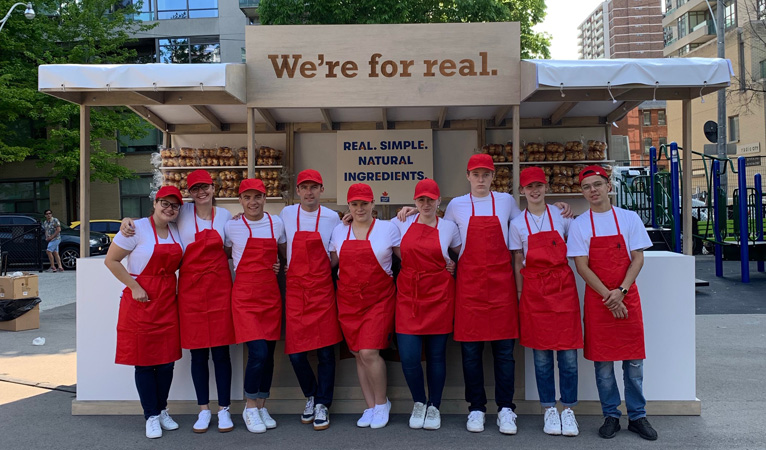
[0,213,110,271]
[70,219,122,239]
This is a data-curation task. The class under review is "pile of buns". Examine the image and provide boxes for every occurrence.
[160,146,283,168]
[480,144,508,162]
[544,142,566,161]
[564,141,586,160]
[525,142,546,162]
[587,140,607,160]
[492,166,512,193]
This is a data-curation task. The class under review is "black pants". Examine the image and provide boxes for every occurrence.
[135,363,174,419]
[288,345,336,407]
[190,346,232,407]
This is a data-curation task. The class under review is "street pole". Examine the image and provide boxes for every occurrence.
[717,0,727,197]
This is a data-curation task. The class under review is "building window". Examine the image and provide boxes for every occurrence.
[724,1,736,29]
[157,0,218,19]
[658,110,667,126]
[688,11,708,31]
[659,137,667,148]
[677,16,687,39]
[643,111,652,126]
[118,120,162,154]
[159,36,221,63]
[0,180,50,214]
[728,115,739,142]
[759,0,766,20]
[120,175,154,219]
[760,59,766,79]
[644,137,653,154]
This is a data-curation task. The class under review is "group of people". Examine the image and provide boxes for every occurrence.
[104,154,658,442]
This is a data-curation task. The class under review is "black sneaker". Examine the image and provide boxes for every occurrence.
[598,416,621,439]
[628,417,658,441]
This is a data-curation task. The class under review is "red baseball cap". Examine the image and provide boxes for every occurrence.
[187,169,213,188]
[297,169,323,186]
[578,165,610,184]
[467,153,495,172]
[413,179,440,200]
[520,167,547,187]
[156,186,183,204]
[347,183,374,202]
[239,178,266,195]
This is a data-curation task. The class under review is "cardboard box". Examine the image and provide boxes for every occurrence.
[0,304,40,331]
[0,273,39,300]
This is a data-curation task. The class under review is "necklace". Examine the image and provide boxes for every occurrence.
[530,209,546,233]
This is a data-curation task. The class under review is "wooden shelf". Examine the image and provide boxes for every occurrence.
[494,160,613,166]
[160,165,283,170]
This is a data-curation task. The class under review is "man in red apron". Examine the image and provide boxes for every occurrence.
[279,169,343,431]
[568,165,657,441]
[225,178,287,433]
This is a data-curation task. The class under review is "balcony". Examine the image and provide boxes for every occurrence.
[663,16,715,56]
[239,0,260,21]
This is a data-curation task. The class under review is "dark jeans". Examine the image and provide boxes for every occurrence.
[461,339,516,413]
[245,340,277,399]
[190,346,232,407]
[135,363,174,419]
[397,333,449,408]
[288,345,336,407]
[533,349,578,407]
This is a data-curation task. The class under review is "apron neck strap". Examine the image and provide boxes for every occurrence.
[194,204,214,234]
[243,213,275,239]
[346,218,376,241]
[469,192,495,217]
[590,206,620,237]
[150,216,176,244]
[297,205,321,232]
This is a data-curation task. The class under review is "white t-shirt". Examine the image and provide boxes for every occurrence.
[391,215,461,264]
[444,191,522,258]
[176,203,232,251]
[280,204,342,265]
[508,206,572,266]
[330,220,401,276]
[567,206,652,260]
[224,213,287,270]
[112,218,181,277]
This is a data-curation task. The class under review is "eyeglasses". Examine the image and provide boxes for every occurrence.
[190,184,211,193]
[159,199,181,211]
[581,181,607,192]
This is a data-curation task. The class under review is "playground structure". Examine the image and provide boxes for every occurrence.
[615,143,765,282]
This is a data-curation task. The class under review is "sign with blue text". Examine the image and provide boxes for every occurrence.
[337,130,433,205]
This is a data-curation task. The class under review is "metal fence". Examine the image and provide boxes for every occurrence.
[0,225,44,273]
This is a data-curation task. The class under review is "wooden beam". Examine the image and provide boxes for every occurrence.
[682,99,693,255]
[190,105,222,131]
[247,108,256,179]
[606,101,642,123]
[256,108,277,131]
[127,105,167,131]
[132,91,165,104]
[79,105,91,259]
[320,108,333,130]
[437,107,448,129]
[381,108,388,130]
[549,102,578,125]
[493,105,512,127]
[172,123,253,134]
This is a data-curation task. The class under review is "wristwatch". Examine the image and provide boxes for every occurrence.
[618,286,629,295]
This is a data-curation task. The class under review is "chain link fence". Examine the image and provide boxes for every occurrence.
[0,224,44,273]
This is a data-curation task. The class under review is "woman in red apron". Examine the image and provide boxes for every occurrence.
[105,186,184,439]
[331,183,400,430]
[509,167,582,437]
[393,179,460,431]
[570,166,657,441]
[225,179,286,434]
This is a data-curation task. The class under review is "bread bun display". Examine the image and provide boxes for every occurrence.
[587,140,607,160]
[491,166,512,193]
[544,142,565,161]
[525,142,545,161]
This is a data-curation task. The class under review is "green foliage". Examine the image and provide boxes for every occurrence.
[0,0,156,182]
[258,0,551,59]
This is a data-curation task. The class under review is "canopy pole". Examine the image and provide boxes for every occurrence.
[79,105,91,259]
[512,105,520,206]
[682,99,693,255]
[247,108,255,179]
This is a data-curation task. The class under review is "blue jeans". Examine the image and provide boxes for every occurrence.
[289,345,336,407]
[594,359,646,420]
[397,333,449,408]
[134,363,174,419]
[244,340,277,399]
[461,339,516,412]
[190,346,232,407]
[533,349,578,407]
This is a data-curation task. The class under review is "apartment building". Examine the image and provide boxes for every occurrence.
[578,0,664,59]
[578,2,611,59]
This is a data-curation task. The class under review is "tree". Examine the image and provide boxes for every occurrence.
[0,0,156,183]
[258,0,551,59]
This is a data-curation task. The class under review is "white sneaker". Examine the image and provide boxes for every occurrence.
[424,405,441,430]
[466,410,485,432]
[145,415,162,439]
[543,406,562,435]
[561,408,579,437]
[218,407,234,433]
[370,402,390,429]
[409,402,427,429]
[258,407,276,429]
[301,396,315,424]
[313,404,330,430]
[243,407,267,433]
[357,408,374,427]
[193,409,211,433]
[497,407,518,435]
[158,409,179,431]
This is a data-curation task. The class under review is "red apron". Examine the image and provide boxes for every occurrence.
[519,206,583,351]
[454,193,519,342]
[231,214,282,343]
[337,219,396,352]
[583,207,646,361]
[396,215,454,335]
[285,206,343,354]
[116,217,183,366]
[177,206,235,349]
